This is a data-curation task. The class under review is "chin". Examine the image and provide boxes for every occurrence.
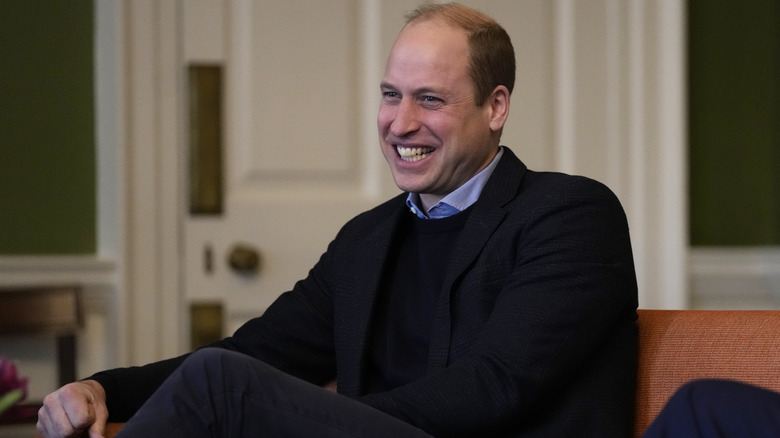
[392,178,427,194]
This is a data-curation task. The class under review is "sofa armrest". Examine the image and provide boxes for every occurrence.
[34,422,123,438]
[104,422,123,437]
[634,309,780,437]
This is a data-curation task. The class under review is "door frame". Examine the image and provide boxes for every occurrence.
[120,0,185,364]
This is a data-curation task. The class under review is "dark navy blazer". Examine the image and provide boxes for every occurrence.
[96,147,639,437]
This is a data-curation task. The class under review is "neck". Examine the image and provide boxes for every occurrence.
[418,193,443,211]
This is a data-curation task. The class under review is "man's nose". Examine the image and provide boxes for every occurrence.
[389,99,420,136]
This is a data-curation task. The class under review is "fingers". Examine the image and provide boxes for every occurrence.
[38,398,80,438]
[38,391,81,438]
[88,399,109,438]
[37,381,107,438]
[88,423,107,438]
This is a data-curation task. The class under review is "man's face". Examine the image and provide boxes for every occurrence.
[377,21,501,206]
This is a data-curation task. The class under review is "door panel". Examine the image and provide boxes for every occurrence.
[245,0,357,176]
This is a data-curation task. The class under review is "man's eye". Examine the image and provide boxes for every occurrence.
[421,96,444,108]
[382,91,399,99]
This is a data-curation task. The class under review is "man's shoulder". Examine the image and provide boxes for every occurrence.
[510,168,627,222]
[523,168,613,193]
[498,146,616,197]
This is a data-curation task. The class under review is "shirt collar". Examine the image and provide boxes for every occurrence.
[406,147,504,219]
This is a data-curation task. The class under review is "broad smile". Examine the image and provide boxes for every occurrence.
[396,146,435,162]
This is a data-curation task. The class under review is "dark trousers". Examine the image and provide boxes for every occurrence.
[642,379,780,438]
[115,348,433,438]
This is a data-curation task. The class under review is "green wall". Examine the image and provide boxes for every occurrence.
[0,0,95,254]
[688,0,780,245]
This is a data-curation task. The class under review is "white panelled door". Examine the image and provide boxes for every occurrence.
[181,0,403,338]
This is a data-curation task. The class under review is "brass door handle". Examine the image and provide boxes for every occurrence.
[227,244,261,275]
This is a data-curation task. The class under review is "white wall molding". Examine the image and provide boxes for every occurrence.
[655,0,688,310]
[626,0,650,307]
[0,256,117,286]
[0,256,122,393]
[122,0,183,365]
[690,247,780,309]
[96,0,125,262]
[553,0,577,175]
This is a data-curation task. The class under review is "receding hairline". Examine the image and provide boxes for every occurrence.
[400,2,516,106]
[403,2,498,31]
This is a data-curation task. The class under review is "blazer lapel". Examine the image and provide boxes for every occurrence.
[428,147,527,368]
[337,201,407,394]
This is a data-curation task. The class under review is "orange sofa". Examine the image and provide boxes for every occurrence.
[633,309,780,436]
[40,309,780,438]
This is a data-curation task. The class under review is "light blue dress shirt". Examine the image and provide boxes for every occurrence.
[406,147,505,219]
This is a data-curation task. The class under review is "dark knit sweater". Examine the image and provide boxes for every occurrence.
[367,208,472,392]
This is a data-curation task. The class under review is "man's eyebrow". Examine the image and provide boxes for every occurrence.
[379,82,442,96]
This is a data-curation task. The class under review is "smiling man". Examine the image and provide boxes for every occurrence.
[378,16,509,212]
[38,3,638,438]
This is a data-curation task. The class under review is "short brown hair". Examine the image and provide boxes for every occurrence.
[405,2,515,106]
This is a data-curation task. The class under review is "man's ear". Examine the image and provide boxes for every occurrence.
[487,85,510,132]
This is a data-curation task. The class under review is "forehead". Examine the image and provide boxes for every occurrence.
[383,21,471,88]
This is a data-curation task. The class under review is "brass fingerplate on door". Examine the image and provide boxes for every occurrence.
[190,301,224,350]
[188,65,223,215]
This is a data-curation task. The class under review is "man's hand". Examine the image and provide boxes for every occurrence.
[37,380,108,438]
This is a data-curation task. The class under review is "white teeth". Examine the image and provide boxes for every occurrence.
[397,146,434,162]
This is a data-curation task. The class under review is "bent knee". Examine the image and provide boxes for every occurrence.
[182,348,249,373]
[183,348,273,376]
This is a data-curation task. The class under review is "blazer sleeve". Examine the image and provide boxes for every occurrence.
[357,175,638,436]
[88,242,341,422]
[89,356,188,422]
